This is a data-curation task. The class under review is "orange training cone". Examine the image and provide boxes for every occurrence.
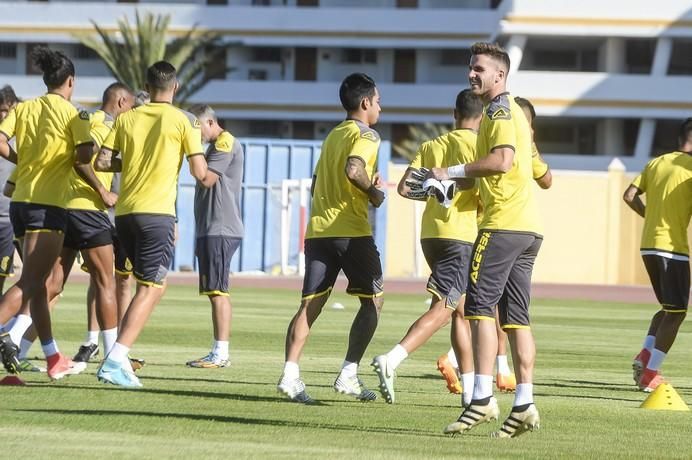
[640,383,690,411]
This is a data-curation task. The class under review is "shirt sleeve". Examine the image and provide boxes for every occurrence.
[486,117,516,153]
[531,144,549,179]
[350,136,380,171]
[206,136,235,177]
[70,110,95,147]
[409,143,425,169]
[0,107,17,141]
[631,171,646,192]
[182,115,204,157]
[101,118,120,152]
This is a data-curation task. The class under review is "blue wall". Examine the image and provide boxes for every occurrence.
[175,138,391,274]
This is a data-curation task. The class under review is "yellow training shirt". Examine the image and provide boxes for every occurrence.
[0,93,92,208]
[102,102,203,217]
[631,151,692,257]
[475,93,542,234]
[306,119,380,238]
[65,110,115,211]
[531,143,549,180]
[410,129,478,243]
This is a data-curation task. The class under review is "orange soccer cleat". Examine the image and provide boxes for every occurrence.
[436,354,462,394]
[496,372,517,392]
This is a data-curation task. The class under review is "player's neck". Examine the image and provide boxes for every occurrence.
[483,85,507,103]
[346,112,369,127]
[455,119,479,131]
[47,87,71,101]
[209,126,224,143]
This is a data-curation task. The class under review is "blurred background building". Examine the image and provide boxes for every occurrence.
[0,0,690,284]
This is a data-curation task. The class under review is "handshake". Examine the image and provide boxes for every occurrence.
[405,167,456,208]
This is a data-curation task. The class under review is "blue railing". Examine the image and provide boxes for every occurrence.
[175,138,391,274]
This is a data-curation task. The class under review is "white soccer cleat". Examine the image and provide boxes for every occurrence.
[333,375,377,401]
[492,404,541,438]
[444,397,500,435]
[371,355,396,404]
[277,376,314,404]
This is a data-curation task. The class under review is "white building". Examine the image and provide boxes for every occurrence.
[0,0,691,170]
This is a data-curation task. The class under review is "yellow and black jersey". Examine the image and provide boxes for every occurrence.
[102,102,203,217]
[410,129,478,243]
[306,119,380,238]
[65,109,115,212]
[531,143,550,180]
[475,93,542,234]
[0,93,92,208]
[632,151,692,258]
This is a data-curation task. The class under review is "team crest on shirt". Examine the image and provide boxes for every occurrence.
[79,110,90,121]
[193,118,201,128]
[486,94,512,121]
[361,131,378,142]
[215,139,232,152]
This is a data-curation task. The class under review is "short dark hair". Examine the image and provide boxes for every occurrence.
[0,85,19,106]
[30,46,75,89]
[102,82,133,106]
[188,104,216,121]
[146,61,177,91]
[455,89,483,119]
[470,42,511,73]
[514,96,536,120]
[679,117,692,147]
[339,73,377,112]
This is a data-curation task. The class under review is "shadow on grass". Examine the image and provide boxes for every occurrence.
[14,408,454,437]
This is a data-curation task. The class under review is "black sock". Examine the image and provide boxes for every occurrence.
[470,397,491,406]
[512,403,532,413]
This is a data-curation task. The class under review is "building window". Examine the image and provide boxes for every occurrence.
[625,39,654,74]
[0,43,17,59]
[251,47,282,63]
[533,118,597,155]
[74,44,99,60]
[668,39,692,75]
[249,120,281,138]
[341,49,377,64]
[439,49,470,66]
[252,0,271,5]
[651,119,681,156]
[207,0,228,4]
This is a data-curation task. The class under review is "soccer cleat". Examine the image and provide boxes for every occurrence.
[638,368,665,393]
[186,353,230,369]
[496,373,517,392]
[129,356,146,371]
[73,343,99,363]
[47,353,84,380]
[371,355,396,404]
[277,376,314,404]
[0,332,20,374]
[97,358,143,388]
[437,354,462,394]
[18,359,46,373]
[333,375,377,401]
[492,404,541,438]
[443,397,500,435]
[632,348,651,386]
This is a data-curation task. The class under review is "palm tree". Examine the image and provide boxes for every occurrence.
[75,11,231,103]
[393,123,452,161]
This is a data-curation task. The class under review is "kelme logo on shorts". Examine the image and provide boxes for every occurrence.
[470,232,491,284]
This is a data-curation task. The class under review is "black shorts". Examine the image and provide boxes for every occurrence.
[9,202,67,239]
[112,232,132,276]
[196,236,241,296]
[0,220,15,277]
[642,254,690,312]
[115,213,175,287]
[421,238,472,309]
[63,210,113,250]
[464,230,543,329]
[301,236,383,300]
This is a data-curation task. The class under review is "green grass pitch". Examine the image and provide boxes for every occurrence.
[1,283,691,459]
